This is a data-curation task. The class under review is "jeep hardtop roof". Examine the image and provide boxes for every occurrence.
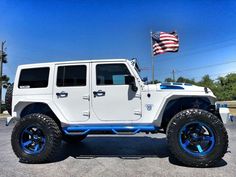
[19,59,129,68]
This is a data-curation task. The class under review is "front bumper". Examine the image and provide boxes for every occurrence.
[218,107,233,124]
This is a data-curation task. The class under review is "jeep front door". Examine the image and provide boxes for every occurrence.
[91,63,141,121]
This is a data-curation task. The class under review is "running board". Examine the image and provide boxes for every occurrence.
[63,124,158,135]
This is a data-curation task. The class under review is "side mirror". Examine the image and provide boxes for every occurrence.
[125,75,138,92]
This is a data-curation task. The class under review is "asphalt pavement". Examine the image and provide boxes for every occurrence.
[0,118,236,177]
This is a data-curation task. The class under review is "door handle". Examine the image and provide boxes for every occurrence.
[56,91,68,98]
[93,90,105,97]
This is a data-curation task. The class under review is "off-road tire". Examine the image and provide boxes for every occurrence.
[63,134,87,144]
[167,109,228,167]
[11,113,62,163]
[5,83,13,115]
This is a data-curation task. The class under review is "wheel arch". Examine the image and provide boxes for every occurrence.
[159,96,217,131]
[14,101,63,128]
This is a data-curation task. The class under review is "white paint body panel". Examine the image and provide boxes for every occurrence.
[90,61,141,121]
[11,59,217,127]
[52,63,90,122]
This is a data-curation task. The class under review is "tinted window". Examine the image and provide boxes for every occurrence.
[96,64,130,85]
[57,65,86,87]
[18,67,50,89]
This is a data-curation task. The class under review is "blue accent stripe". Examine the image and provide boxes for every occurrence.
[160,85,184,90]
[63,124,158,135]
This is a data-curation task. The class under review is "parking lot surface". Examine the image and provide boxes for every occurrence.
[0,118,236,177]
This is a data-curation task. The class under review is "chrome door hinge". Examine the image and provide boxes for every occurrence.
[83,95,90,101]
[134,110,142,116]
[83,111,90,117]
[135,93,141,98]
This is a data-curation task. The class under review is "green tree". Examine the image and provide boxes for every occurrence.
[216,73,236,100]
[0,75,10,89]
[197,75,214,88]
[147,80,161,84]
[165,78,175,82]
[176,77,196,84]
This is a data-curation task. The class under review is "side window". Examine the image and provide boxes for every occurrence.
[18,67,50,88]
[96,64,131,85]
[57,65,86,87]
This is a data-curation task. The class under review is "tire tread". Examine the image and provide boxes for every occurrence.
[11,113,62,163]
[166,109,228,167]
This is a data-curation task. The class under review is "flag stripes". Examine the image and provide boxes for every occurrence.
[152,31,179,55]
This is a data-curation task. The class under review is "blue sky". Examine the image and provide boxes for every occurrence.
[0,0,236,83]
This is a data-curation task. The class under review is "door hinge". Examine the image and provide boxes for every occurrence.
[134,110,142,116]
[135,93,141,98]
[83,95,90,101]
[83,111,90,117]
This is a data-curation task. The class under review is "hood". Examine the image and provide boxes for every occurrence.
[143,82,212,93]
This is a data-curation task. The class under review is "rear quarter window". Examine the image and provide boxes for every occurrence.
[18,67,50,89]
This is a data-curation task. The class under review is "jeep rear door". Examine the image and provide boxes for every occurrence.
[53,63,90,122]
[91,62,141,121]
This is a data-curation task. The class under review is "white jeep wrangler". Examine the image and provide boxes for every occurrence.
[6,59,229,167]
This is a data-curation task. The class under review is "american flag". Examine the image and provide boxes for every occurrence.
[152,31,179,55]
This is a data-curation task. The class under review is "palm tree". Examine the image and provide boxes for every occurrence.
[0,75,10,89]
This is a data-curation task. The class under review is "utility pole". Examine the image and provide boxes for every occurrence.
[0,41,6,113]
[172,69,175,82]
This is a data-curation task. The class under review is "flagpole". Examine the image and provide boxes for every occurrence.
[150,30,155,84]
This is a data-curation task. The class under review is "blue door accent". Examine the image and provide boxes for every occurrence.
[63,124,158,135]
